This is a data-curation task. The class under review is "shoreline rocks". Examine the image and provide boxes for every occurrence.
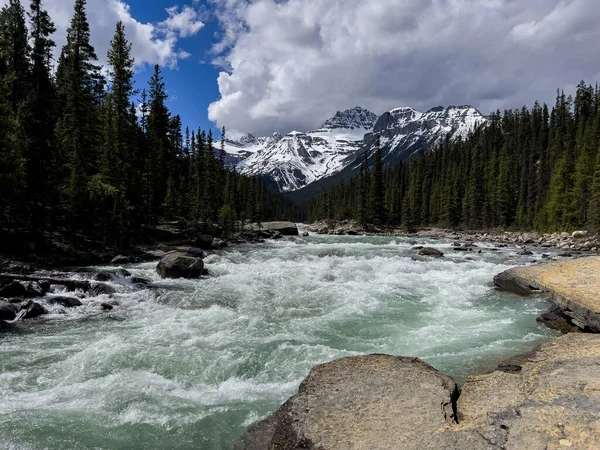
[239,334,600,449]
[494,256,600,331]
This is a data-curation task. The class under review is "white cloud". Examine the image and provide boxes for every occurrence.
[208,0,600,136]
[0,0,204,69]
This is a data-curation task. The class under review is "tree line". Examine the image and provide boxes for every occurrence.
[0,0,299,248]
[309,81,600,232]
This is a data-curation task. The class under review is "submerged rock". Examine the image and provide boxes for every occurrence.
[47,296,82,308]
[156,252,204,279]
[238,354,487,450]
[0,299,17,320]
[418,247,444,257]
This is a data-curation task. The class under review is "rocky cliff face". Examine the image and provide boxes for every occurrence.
[362,105,486,166]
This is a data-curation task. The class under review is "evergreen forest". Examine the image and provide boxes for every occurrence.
[0,0,299,249]
[309,82,600,232]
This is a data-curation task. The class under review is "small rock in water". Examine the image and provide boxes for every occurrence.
[418,247,444,257]
[111,255,131,264]
[22,301,48,319]
[94,271,113,282]
[101,302,113,311]
[301,232,309,237]
[0,281,26,298]
[24,282,45,298]
[0,299,18,320]
[517,249,533,256]
[47,296,82,308]
[90,283,116,296]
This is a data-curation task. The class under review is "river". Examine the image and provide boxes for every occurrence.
[0,233,557,449]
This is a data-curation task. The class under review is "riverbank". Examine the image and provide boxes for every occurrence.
[238,251,600,449]
[308,220,600,255]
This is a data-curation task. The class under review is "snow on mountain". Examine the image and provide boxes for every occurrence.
[223,107,378,192]
[218,105,486,193]
[362,105,486,166]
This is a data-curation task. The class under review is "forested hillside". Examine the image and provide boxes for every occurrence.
[0,0,298,249]
[309,82,600,232]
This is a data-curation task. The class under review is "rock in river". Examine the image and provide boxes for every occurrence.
[156,252,204,279]
[418,247,445,257]
[246,221,299,236]
[47,296,82,308]
[0,299,17,320]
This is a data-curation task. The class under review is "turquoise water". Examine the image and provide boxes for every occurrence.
[0,234,557,449]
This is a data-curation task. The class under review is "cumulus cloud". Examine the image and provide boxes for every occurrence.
[208,0,600,136]
[0,0,205,69]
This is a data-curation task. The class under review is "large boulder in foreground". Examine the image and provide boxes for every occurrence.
[458,333,600,449]
[156,252,204,279]
[246,222,299,236]
[238,355,487,450]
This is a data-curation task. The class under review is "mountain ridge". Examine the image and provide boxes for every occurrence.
[220,104,487,194]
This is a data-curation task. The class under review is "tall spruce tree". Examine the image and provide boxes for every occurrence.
[55,0,103,231]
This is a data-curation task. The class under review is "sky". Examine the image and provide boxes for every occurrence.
[3,0,600,138]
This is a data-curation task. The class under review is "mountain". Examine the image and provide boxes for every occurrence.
[362,105,486,166]
[220,105,486,196]
[225,107,378,192]
[287,105,487,202]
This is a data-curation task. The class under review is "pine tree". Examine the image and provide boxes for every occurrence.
[55,0,103,231]
[369,136,386,224]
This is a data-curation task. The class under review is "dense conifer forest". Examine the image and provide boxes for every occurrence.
[0,0,299,249]
[309,82,600,232]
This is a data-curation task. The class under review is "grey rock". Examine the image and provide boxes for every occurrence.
[89,283,116,296]
[111,255,131,264]
[0,281,26,298]
[239,355,488,450]
[458,333,600,449]
[0,299,17,320]
[246,222,299,236]
[418,247,444,257]
[47,296,82,308]
[156,252,204,279]
[195,235,215,250]
[101,302,113,311]
[22,301,48,319]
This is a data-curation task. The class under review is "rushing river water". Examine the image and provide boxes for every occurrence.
[0,233,558,449]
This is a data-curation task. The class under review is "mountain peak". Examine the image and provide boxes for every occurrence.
[320,106,378,131]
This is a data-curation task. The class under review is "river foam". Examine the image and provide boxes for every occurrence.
[0,234,557,449]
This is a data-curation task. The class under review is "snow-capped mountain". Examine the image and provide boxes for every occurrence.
[224,107,378,192]
[363,105,486,165]
[219,105,486,195]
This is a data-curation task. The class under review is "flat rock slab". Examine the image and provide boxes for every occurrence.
[494,256,600,331]
[239,354,488,450]
[457,333,600,449]
[245,222,299,236]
